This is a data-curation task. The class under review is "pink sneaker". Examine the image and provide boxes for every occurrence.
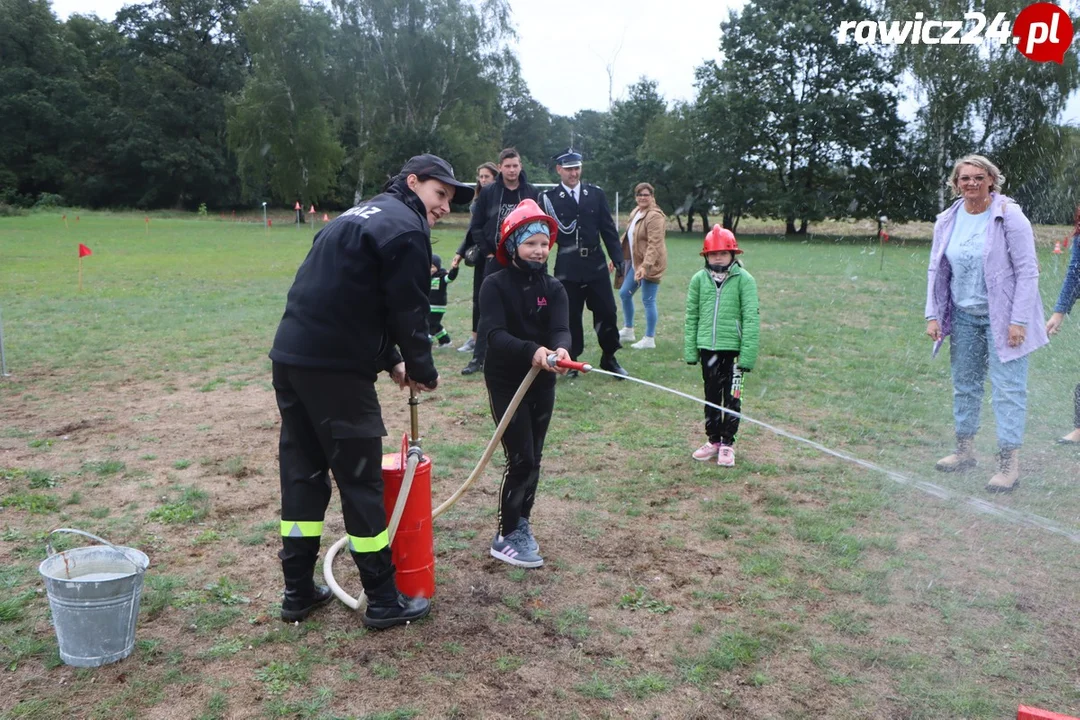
[717,445,735,467]
[692,442,720,461]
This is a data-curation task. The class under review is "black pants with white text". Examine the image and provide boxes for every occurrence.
[486,376,555,538]
[700,349,741,446]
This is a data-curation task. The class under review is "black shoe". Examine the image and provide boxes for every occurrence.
[461,358,483,375]
[599,353,628,379]
[565,369,579,379]
[280,584,332,622]
[363,591,431,629]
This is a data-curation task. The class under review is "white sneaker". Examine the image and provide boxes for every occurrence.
[631,336,655,349]
[619,327,636,342]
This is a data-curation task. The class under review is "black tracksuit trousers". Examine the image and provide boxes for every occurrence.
[700,349,742,446]
[562,276,621,360]
[486,377,555,538]
[272,363,394,593]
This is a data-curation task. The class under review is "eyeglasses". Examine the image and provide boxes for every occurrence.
[958,175,987,183]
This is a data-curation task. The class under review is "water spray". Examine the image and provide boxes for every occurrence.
[324,355,1079,610]
[579,365,1080,544]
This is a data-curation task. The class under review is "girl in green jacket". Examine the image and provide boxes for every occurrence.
[684,226,760,467]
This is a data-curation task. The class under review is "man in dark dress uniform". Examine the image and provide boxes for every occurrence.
[539,149,628,378]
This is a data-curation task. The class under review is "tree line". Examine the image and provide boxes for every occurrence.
[2,0,1079,231]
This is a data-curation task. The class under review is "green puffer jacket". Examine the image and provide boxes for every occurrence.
[683,264,760,370]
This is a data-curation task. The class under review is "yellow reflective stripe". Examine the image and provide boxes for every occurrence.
[348,530,389,553]
[280,520,324,538]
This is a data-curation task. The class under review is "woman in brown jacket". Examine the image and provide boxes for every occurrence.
[618,182,668,349]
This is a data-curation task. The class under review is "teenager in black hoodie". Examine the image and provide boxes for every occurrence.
[270,154,472,628]
[454,148,539,376]
[479,199,571,568]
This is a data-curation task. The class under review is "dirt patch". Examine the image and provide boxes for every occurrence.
[2,370,1079,718]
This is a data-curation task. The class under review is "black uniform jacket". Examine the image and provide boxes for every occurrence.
[479,262,571,389]
[458,170,539,258]
[540,183,623,283]
[270,184,437,385]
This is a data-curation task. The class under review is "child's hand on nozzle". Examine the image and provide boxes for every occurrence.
[550,347,571,375]
[533,347,557,372]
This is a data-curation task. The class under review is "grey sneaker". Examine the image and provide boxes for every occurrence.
[490,530,543,568]
[457,337,476,353]
[516,516,540,554]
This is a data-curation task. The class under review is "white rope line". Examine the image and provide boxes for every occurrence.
[587,368,1080,544]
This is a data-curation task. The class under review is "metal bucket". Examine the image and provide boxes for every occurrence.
[38,529,149,668]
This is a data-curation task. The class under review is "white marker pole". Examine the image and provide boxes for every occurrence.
[1,307,11,377]
[262,202,268,234]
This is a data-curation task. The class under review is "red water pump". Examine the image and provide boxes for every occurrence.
[381,433,435,598]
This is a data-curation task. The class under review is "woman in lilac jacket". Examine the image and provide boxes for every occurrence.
[1045,205,1080,444]
[925,154,1048,493]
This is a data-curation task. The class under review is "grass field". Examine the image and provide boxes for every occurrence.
[1,210,1079,719]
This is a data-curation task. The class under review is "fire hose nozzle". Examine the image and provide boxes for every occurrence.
[548,354,591,372]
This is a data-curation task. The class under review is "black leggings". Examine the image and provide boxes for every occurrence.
[486,377,555,538]
[470,255,490,333]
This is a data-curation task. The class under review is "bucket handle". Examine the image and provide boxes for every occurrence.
[47,528,145,575]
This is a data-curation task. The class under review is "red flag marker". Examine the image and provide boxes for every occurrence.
[268,219,272,228]
[323,213,329,222]
[78,243,92,291]
[1065,237,1071,249]
[881,232,889,243]
[1053,241,1062,255]
[75,216,79,223]
[63,214,68,229]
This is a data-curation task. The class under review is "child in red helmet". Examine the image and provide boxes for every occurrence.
[479,199,572,567]
[684,225,760,467]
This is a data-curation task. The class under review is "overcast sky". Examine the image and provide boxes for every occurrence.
[50,0,1080,123]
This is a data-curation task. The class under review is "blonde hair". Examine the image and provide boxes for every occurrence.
[950,154,1005,197]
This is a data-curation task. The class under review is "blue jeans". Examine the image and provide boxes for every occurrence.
[949,309,1028,449]
[619,272,659,337]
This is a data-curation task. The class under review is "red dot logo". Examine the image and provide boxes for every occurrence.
[1013,3,1074,63]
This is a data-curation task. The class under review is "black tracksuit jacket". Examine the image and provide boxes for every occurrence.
[479,262,571,390]
[457,170,539,258]
[270,183,437,386]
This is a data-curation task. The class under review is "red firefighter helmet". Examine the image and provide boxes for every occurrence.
[701,224,742,255]
[496,199,558,266]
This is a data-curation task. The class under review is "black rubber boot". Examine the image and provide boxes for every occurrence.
[362,577,431,630]
[280,541,332,622]
[281,582,332,622]
[599,353,628,379]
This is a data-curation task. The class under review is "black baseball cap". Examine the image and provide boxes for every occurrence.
[399,154,475,205]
